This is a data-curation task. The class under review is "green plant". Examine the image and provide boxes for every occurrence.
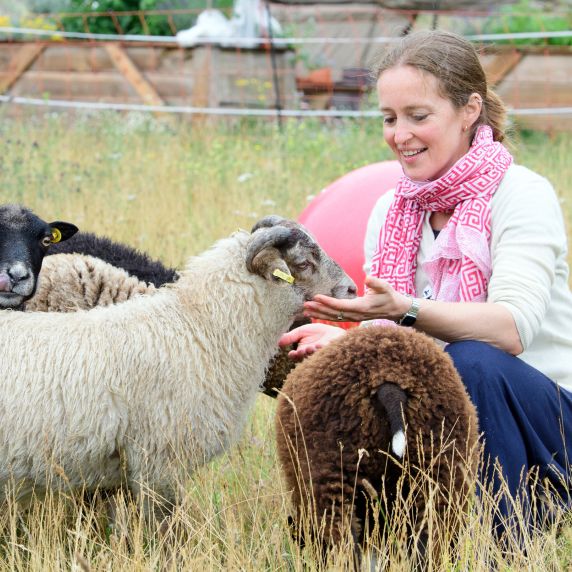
[59,0,232,36]
[479,0,572,46]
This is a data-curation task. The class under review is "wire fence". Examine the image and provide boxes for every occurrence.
[0,5,570,130]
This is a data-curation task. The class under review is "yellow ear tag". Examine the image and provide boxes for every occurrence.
[50,228,62,244]
[272,268,295,284]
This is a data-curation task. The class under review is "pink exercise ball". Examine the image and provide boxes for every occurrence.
[299,160,403,325]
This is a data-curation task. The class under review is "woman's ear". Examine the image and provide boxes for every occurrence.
[464,92,483,128]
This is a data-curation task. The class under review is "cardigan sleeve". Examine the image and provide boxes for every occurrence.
[363,189,395,274]
[487,165,567,350]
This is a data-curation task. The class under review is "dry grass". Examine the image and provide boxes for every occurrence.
[0,111,571,570]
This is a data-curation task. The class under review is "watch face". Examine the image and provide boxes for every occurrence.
[400,314,416,327]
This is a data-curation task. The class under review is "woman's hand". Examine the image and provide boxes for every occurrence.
[279,323,346,361]
[302,275,412,323]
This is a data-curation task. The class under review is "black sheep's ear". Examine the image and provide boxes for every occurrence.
[48,221,79,243]
[376,383,408,458]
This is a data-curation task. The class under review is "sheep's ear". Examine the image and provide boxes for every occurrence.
[48,221,79,243]
[246,226,295,281]
[376,383,407,458]
[248,246,292,282]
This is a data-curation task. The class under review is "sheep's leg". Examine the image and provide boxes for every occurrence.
[130,482,179,570]
[104,488,134,551]
[308,470,362,554]
[410,431,474,568]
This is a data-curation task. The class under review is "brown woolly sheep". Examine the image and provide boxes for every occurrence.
[275,325,479,566]
[261,317,310,397]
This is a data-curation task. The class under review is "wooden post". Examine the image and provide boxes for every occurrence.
[483,50,523,87]
[105,43,165,106]
[0,43,45,94]
[190,46,212,125]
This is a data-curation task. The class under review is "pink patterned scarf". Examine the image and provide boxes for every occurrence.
[369,125,513,302]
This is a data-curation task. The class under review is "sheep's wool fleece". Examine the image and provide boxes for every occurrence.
[25,254,303,402]
[276,325,479,544]
[0,231,298,502]
[26,253,155,312]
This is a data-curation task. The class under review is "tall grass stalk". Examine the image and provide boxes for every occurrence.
[0,112,571,570]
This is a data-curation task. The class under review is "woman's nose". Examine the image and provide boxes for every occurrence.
[393,123,412,146]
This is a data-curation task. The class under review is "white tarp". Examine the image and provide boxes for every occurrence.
[176,0,282,48]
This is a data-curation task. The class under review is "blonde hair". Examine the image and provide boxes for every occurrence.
[374,30,507,142]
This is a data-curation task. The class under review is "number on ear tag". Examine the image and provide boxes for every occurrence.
[51,228,62,243]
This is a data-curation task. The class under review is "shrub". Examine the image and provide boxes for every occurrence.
[59,0,232,36]
[479,0,572,46]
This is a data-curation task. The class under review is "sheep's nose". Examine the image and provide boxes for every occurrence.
[0,273,10,292]
[347,284,358,297]
[7,263,30,283]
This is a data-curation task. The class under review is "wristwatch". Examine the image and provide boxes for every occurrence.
[398,296,421,327]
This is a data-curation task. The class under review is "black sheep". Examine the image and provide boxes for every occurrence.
[0,204,78,310]
[47,231,179,287]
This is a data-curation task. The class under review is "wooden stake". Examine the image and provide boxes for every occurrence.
[483,50,522,87]
[105,43,164,106]
[0,43,45,94]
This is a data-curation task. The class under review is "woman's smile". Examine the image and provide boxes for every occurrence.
[377,65,473,182]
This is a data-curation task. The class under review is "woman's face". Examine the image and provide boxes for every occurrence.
[377,65,477,182]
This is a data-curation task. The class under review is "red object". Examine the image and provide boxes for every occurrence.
[299,160,403,327]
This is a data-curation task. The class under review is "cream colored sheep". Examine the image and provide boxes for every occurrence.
[24,252,301,397]
[0,217,356,524]
[25,253,156,312]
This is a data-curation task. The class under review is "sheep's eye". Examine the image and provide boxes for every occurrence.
[41,236,52,247]
[296,261,311,271]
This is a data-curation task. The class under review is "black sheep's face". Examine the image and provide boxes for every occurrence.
[0,205,78,309]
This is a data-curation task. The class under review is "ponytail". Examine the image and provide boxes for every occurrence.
[478,89,508,143]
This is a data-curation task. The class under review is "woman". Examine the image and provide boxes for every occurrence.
[280,29,572,539]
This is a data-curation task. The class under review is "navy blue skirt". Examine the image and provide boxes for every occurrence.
[445,341,572,540]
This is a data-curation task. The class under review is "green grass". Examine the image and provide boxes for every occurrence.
[0,112,571,570]
[0,113,392,265]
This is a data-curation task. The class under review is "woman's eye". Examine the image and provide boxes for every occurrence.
[383,116,396,125]
[41,236,51,247]
[413,114,428,122]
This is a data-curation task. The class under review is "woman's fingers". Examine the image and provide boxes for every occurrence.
[288,344,320,361]
[281,323,347,360]
[304,299,360,322]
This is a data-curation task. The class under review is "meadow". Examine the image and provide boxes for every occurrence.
[0,111,572,570]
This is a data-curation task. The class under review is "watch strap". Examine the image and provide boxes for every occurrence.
[398,296,421,327]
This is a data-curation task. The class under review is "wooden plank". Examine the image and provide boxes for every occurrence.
[6,70,193,99]
[0,43,45,94]
[190,47,211,125]
[104,43,164,106]
[7,70,142,99]
[191,47,211,108]
[483,50,523,87]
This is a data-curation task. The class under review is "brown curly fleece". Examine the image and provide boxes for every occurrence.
[275,325,479,555]
[261,317,311,397]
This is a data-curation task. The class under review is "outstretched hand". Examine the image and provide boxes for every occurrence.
[279,323,346,361]
[302,275,411,323]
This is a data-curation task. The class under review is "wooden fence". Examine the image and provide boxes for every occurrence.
[0,40,570,132]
